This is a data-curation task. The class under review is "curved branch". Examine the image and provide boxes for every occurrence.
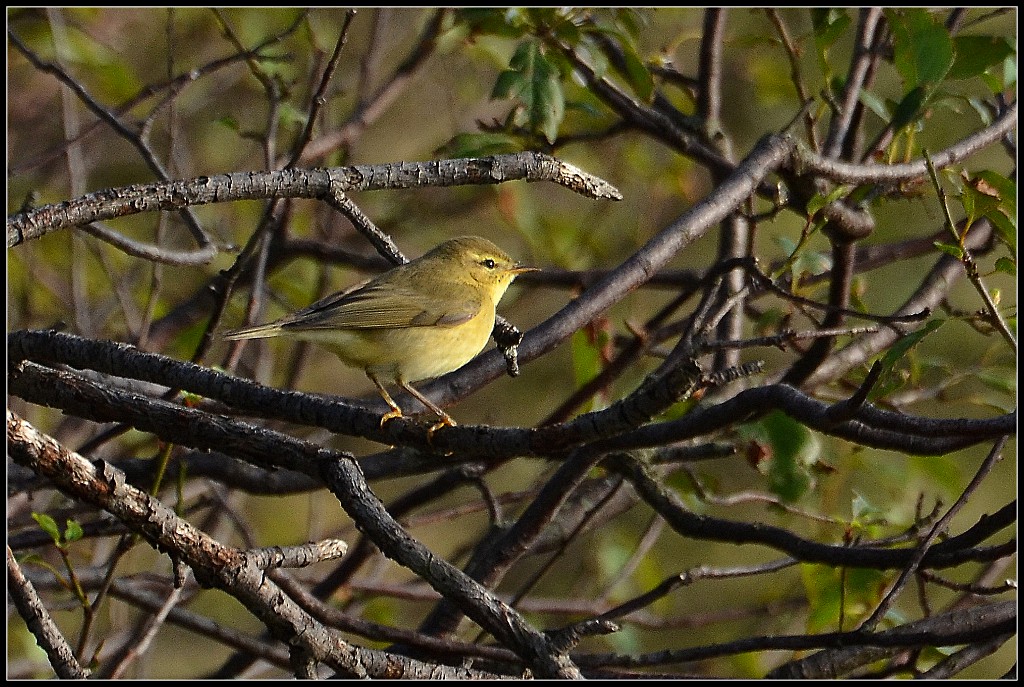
[8,329,1015,462]
[8,407,579,678]
[7,546,89,678]
[425,134,796,407]
[7,409,370,677]
[609,454,1013,571]
[7,152,621,248]
[76,220,219,266]
[572,600,1015,673]
[599,383,1015,457]
[794,100,1017,184]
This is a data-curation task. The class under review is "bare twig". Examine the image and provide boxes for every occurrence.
[858,436,1009,630]
[923,149,1016,353]
[7,152,621,249]
[7,546,90,678]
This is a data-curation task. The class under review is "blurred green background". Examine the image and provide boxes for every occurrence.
[8,8,1016,678]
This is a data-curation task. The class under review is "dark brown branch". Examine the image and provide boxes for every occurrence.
[7,409,369,677]
[317,456,583,678]
[8,329,1015,463]
[570,600,1015,673]
[765,601,1015,679]
[8,409,532,679]
[7,545,90,678]
[608,454,1011,570]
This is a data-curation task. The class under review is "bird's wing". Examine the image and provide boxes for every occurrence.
[279,280,480,331]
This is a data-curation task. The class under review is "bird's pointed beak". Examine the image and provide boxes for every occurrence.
[510,265,540,276]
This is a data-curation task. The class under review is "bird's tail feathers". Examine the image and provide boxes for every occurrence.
[222,322,284,340]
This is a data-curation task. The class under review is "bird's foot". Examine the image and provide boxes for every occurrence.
[426,414,457,443]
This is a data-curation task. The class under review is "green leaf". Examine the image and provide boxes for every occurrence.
[957,171,1008,234]
[857,89,891,121]
[850,491,888,528]
[1001,50,1017,89]
[965,96,995,125]
[986,211,1017,253]
[276,101,309,130]
[549,12,586,47]
[535,77,566,144]
[887,9,955,88]
[32,512,62,545]
[454,8,530,38]
[850,492,874,522]
[811,8,851,53]
[889,85,928,131]
[806,185,852,218]
[600,29,655,102]
[975,170,1016,223]
[564,98,606,120]
[571,328,602,386]
[570,325,611,414]
[574,33,611,80]
[801,563,890,633]
[775,235,798,256]
[791,248,833,278]
[993,256,1016,276]
[611,8,647,44]
[64,519,84,543]
[749,410,820,502]
[975,366,1017,395]
[811,9,851,85]
[933,241,964,260]
[492,68,528,100]
[948,35,1015,80]
[438,132,524,158]
[870,319,946,401]
[893,319,946,358]
[492,40,565,143]
[909,453,965,500]
[848,492,893,539]
[56,29,142,102]
[215,115,241,132]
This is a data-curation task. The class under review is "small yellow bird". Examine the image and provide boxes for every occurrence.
[224,235,537,431]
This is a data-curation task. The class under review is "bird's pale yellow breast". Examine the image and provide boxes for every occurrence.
[301,302,496,383]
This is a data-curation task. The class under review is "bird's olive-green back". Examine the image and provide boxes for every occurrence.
[277,236,516,332]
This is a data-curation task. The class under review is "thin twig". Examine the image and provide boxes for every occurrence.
[922,149,1017,353]
[858,436,1009,630]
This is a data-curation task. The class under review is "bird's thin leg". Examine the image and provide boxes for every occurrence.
[367,372,404,426]
[398,378,456,436]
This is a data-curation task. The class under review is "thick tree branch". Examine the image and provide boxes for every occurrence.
[7,152,620,249]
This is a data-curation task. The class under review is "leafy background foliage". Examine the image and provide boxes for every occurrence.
[7,7,1016,678]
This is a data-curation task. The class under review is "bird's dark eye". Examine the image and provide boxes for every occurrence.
[481,258,496,269]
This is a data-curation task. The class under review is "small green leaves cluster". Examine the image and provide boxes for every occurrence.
[448,8,652,153]
[33,512,85,548]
